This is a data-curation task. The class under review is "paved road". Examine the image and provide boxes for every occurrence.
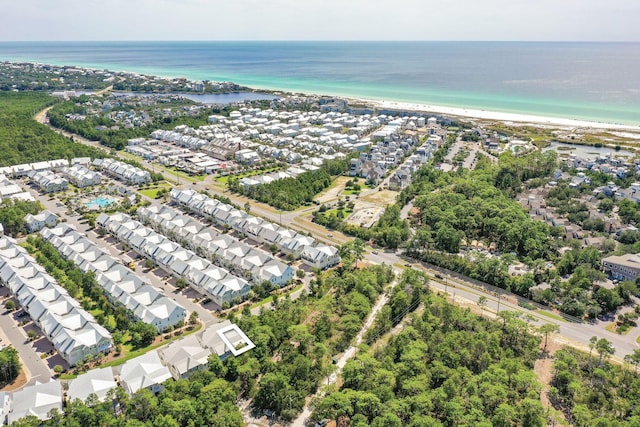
[22,185,219,326]
[370,250,638,359]
[0,305,52,387]
[36,106,638,361]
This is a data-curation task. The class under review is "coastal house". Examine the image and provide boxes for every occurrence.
[39,223,187,332]
[158,334,210,380]
[0,235,112,366]
[118,352,172,395]
[25,210,59,233]
[67,367,118,403]
[8,381,63,424]
[301,244,341,270]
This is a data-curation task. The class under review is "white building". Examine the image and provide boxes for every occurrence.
[40,223,186,332]
[8,381,63,424]
[118,351,172,395]
[25,210,58,233]
[67,367,118,403]
[93,158,151,185]
[62,165,102,188]
[30,170,68,193]
[158,334,210,380]
[0,236,112,366]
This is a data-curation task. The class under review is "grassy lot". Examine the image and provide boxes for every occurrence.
[215,166,286,184]
[249,283,306,310]
[138,182,173,199]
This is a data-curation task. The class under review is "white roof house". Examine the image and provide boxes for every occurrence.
[25,210,59,233]
[158,334,210,380]
[30,170,68,193]
[8,381,63,424]
[170,188,340,266]
[301,244,341,270]
[98,211,251,307]
[67,367,118,403]
[39,224,186,332]
[199,320,255,361]
[118,351,172,395]
[61,165,102,188]
[0,235,112,366]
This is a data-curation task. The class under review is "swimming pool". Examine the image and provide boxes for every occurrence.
[85,197,115,209]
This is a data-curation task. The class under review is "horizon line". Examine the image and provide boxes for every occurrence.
[1,39,639,43]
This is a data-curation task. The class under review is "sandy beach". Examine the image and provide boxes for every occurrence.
[349,98,640,132]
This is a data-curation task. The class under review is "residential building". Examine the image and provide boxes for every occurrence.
[30,170,68,193]
[8,381,63,424]
[61,165,102,187]
[602,254,640,281]
[158,334,210,380]
[67,367,118,403]
[25,210,58,233]
[40,223,186,332]
[118,352,172,395]
[0,236,112,366]
[92,158,151,185]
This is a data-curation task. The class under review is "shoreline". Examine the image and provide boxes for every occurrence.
[4,58,640,133]
[359,98,640,132]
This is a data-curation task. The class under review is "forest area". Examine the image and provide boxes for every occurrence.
[0,92,105,166]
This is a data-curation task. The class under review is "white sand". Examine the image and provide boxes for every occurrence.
[349,98,640,132]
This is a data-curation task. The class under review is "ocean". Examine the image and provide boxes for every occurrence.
[1,41,639,125]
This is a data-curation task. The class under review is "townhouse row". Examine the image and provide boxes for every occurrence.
[138,205,295,286]
[40,223,186,332]
[96,212,252,307]
[0,235,112,366]
[170,188,340,270]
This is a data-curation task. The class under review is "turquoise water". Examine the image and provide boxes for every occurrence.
[85,197,115,209]
[1,41,639,125]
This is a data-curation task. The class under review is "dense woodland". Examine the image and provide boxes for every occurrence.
[312,298,545,426]
[551,346,640,426]
[0,92,105,166]
[231,158,352,210]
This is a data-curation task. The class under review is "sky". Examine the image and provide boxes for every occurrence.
[2,0,639,42]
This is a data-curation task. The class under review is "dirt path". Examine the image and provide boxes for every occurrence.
[533,338,570,426]
[289,280,398,427]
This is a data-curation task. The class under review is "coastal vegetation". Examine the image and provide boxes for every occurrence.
[234,264,395,421]
[550,345,640,425]
[311,297,544,426]
[0,92,105,165]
